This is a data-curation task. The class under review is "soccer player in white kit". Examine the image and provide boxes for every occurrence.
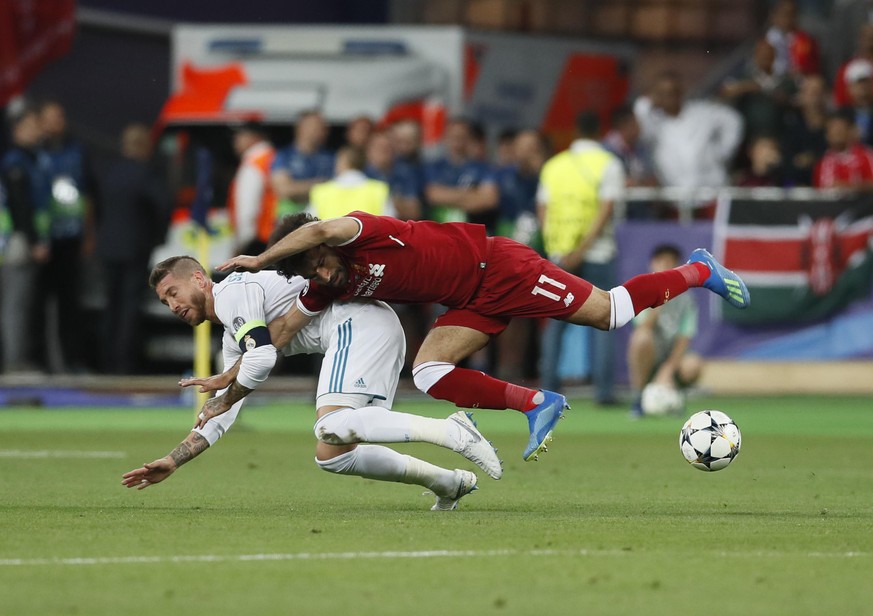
[121,256,502,510]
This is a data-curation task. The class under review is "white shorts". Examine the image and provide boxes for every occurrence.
[315,301,405,410]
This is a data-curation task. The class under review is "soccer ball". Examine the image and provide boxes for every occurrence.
[679,410,742,472]
[641,383,683,416]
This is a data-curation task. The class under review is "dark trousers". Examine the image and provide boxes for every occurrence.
[101,258,150,374]
[34,238,83,372]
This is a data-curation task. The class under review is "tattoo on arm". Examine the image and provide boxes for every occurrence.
[222,380,254,407]
[168,433,209,468]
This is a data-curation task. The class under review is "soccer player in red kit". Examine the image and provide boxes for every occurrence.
[215,212,750,462]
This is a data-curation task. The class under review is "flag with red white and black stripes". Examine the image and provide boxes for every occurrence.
[714,195,873,324]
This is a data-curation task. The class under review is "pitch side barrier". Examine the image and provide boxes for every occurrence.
[613,187,873,393]
[621,186,847,223]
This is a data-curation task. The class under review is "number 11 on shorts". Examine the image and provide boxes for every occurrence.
[531,274,567,302]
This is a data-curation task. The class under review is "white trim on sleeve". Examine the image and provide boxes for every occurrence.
[336,216,363,246]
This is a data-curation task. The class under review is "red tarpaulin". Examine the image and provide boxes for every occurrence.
[0,0,77,106]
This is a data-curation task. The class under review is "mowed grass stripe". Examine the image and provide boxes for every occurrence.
[1,548,868,568]
[1,395,872,616]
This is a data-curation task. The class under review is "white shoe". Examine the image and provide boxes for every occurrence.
[431,469,478,511]
[448,411,503,480]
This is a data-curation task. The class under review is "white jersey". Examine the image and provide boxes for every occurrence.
[195,271,405,445]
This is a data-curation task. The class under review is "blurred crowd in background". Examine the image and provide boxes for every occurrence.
[2,0,873,395]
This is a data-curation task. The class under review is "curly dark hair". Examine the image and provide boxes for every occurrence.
[269,212,320,280]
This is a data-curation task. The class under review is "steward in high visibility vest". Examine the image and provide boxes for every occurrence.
[536,110,626,405]
[310,146,395,220]
[227,122,277,254]
[538,136,623,264]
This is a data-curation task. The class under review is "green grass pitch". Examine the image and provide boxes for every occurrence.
[1,395,872,615]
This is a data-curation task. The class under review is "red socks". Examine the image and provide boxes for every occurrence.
[426,367,538,412]
[623,263,709,313]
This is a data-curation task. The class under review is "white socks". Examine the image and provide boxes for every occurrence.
[608,286,635,330]
[315,445,457,495]
[314,406,459,450]
[411,361,455,393]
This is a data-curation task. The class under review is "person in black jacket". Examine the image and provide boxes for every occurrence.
[0,107,51,374]
[95,123,172,374]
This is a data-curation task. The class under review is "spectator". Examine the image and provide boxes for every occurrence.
[628,244,702,418]
[36,100,95,372]
[227,121,276,255]
[309,146,394,220]
[493,129,547,382]
[537,111,624,404]
[494,129,546,242]
[813,108,873,189]
[766,0,820,77]
[602,103,659,220]
[721,40,796,140]
[389,119,426,210]
[834,23,873,107]
[602,104,657,188]
[365,130,421,220]
[424,118,499,229]
[782,73,829,185]
[495,128,518,167]
[390,119,423,166]
[345,115,374,150]
[0,177,8,256]
[386,119,430,370]
[826,0,873,81]
[270,110,334,217]
[635,71,744,190]
[843,59,873,145]
[0,107,51,374]
[96,123,172,374]
[735,135,787,187]
[467,121,488,162]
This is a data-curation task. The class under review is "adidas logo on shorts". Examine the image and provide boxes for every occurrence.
[353,377,366,388]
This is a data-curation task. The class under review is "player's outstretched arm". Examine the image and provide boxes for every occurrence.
[121,432,209,490]
[217,216,360,272]
[194,380,254,429]
[179,359,241,393]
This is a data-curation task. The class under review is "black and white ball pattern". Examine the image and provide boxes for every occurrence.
[679,410,741,472]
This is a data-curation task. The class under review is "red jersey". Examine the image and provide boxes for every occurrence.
[297,212,489,314]
[813,144,873,188]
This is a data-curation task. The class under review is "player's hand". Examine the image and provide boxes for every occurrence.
[559,250,584,272]
[193,395,232,429]
[180,372,233,393]
[216,254,262,273]
[654,364,677,387]
[121,456,176,490]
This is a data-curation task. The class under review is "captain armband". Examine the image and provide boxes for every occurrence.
[234,320,272,354]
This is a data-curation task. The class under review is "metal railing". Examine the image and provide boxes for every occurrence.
[622,186,849,222]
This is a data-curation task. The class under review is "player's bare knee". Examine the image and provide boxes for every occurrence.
[680,353,704,384]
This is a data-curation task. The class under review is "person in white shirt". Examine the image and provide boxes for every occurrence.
[121,255,501,511]
[634,71,744,190]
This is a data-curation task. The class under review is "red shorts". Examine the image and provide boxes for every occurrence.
[434,237,594,335]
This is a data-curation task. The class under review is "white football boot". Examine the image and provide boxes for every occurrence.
[431,469,478,511]
[447,411,503,480]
